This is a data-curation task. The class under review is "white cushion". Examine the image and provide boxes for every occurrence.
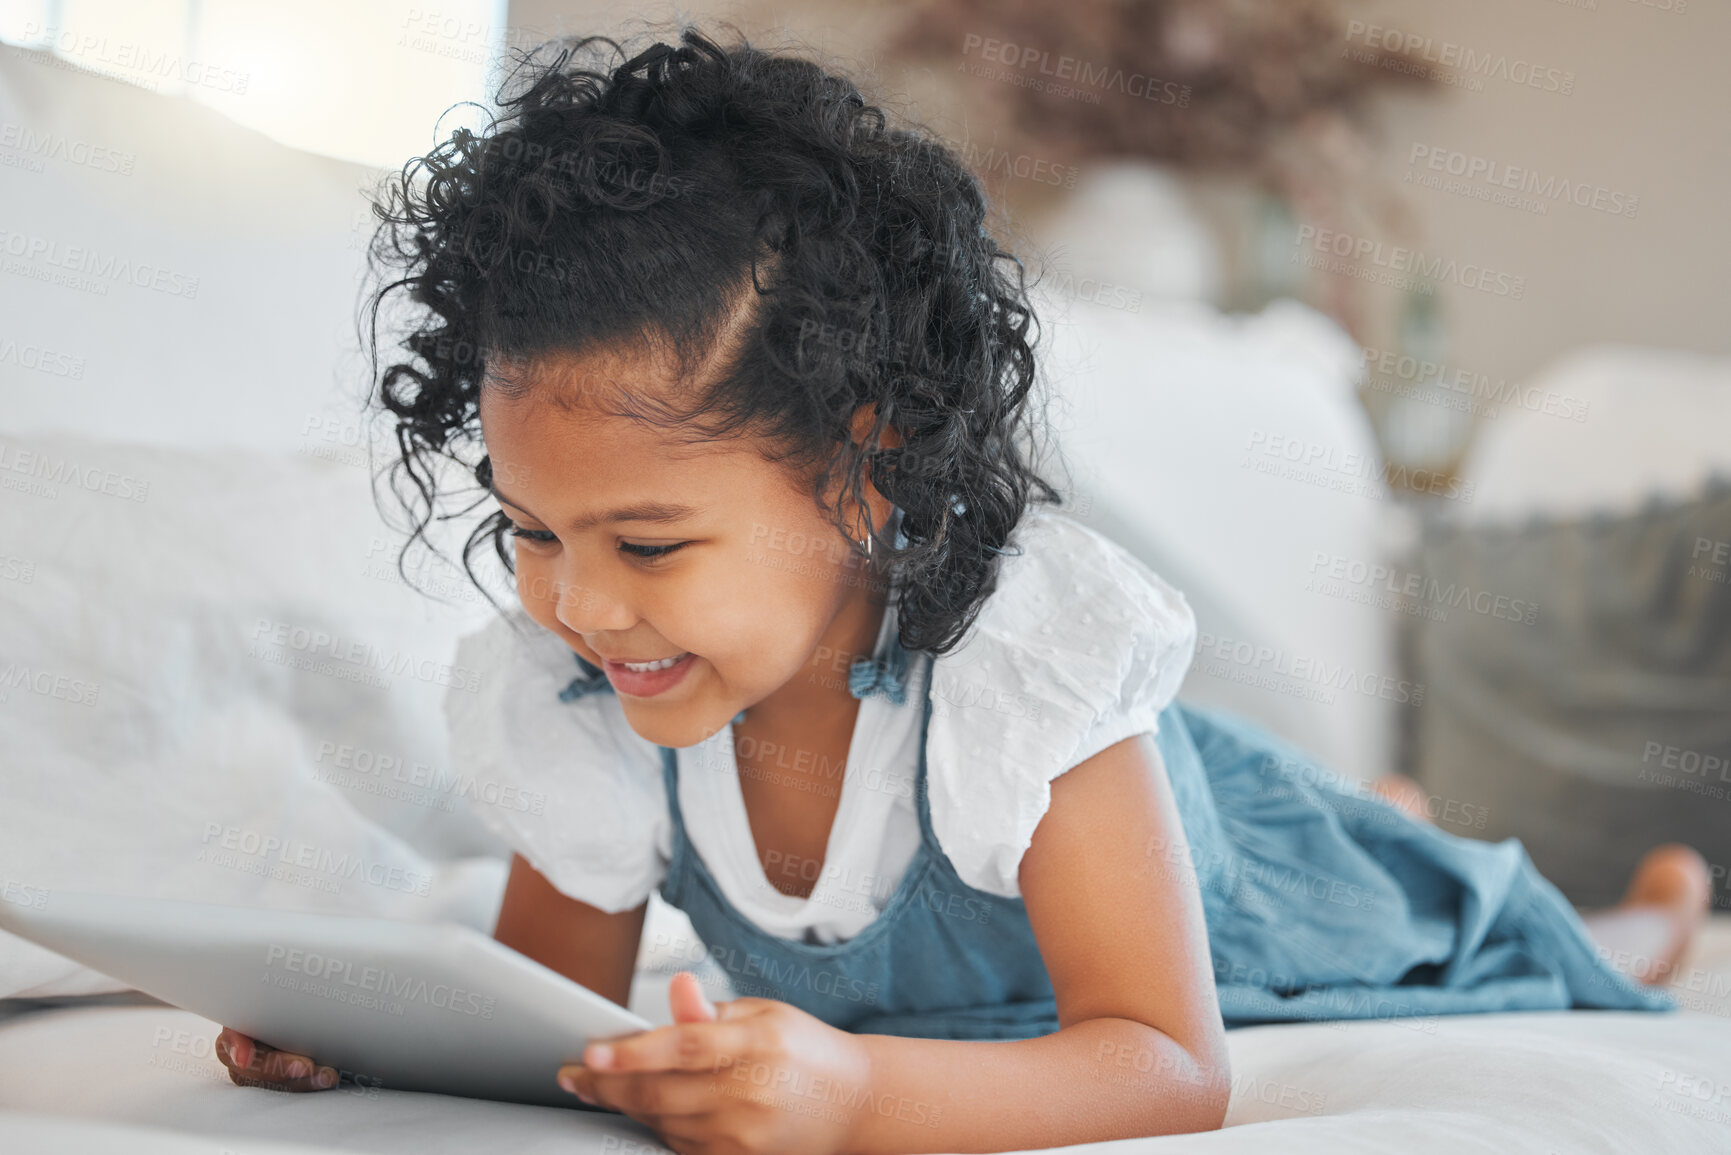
[0,431,508,997]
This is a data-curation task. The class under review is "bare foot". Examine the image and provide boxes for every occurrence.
[1371,774,1432,825]
[1587,844,1712,986]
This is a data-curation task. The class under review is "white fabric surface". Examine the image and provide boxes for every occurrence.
[4,911,1729,1155]
[0,46,382,454]
[0,431,513,999]
[445,508,1198,921]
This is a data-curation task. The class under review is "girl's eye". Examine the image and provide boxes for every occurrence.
[619,541,688,560]
[508,526,558,545]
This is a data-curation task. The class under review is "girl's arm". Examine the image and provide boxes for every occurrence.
[846,733,1230,1154]
[494,852,647,1009]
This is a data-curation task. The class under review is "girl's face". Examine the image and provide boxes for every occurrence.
[478,347,892,749]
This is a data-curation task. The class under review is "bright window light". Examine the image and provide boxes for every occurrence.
[1,0,513,169]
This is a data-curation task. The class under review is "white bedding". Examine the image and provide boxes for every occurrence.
[4,919,1728,1155]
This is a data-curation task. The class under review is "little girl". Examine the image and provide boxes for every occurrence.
[218,27,1711,1154]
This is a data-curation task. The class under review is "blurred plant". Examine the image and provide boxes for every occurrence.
[891,0,1430,198]
[891,0,1459,483]
[888,0,1437,328]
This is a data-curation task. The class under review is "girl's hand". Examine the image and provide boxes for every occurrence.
[560,972,873,1155]
[215,1026,340,1092]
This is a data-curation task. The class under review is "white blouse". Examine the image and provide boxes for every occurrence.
[445,508,1198,944]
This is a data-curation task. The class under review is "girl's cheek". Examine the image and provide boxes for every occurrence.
[513,555,560,621]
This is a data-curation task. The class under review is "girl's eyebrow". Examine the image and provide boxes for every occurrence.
[489,484,700,532]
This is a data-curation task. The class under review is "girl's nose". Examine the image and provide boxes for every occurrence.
[547,566,636,636]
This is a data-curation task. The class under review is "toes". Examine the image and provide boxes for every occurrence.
[1371,775,1432,824]
[1624,844,1712,914]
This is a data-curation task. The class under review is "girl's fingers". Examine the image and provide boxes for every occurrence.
[576,1014,765,1077]
[666,970,718,1024]
[572,1068,732,1122]
[215,1027,254,1071]
[216,1028,338,1091]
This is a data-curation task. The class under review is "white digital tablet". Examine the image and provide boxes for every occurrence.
[0,889,653,1108]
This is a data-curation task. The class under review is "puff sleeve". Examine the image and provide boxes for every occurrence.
[444,610,670,913]
[924,509,1198,899]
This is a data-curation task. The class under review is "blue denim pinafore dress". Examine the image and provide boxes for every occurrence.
[560,631,1671,1040]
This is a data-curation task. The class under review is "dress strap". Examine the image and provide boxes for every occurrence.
[848,624,910,705]
[909,653,942,853]
[558,655,613,703]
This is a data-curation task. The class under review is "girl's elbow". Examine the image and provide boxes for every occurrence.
[1125,1052,1230,1138]
[1171,1048,1231,1135]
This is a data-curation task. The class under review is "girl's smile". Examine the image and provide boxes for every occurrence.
[601,650,696,697]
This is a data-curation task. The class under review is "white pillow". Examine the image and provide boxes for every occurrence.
[1032,162,1406,785]
[1458,345,1731,523]
[0,42,380,454]
[1037,295,1406,785]
[0,430,510,998]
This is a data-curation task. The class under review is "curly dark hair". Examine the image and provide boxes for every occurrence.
[363,25,1060,655]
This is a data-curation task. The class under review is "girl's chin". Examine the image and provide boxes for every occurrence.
[619,697,734,750]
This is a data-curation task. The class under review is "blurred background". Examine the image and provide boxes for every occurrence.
[3,0,1728,1007]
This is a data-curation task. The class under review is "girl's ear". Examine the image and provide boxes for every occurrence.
[847,403,904,452]
[844,403,903,543]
